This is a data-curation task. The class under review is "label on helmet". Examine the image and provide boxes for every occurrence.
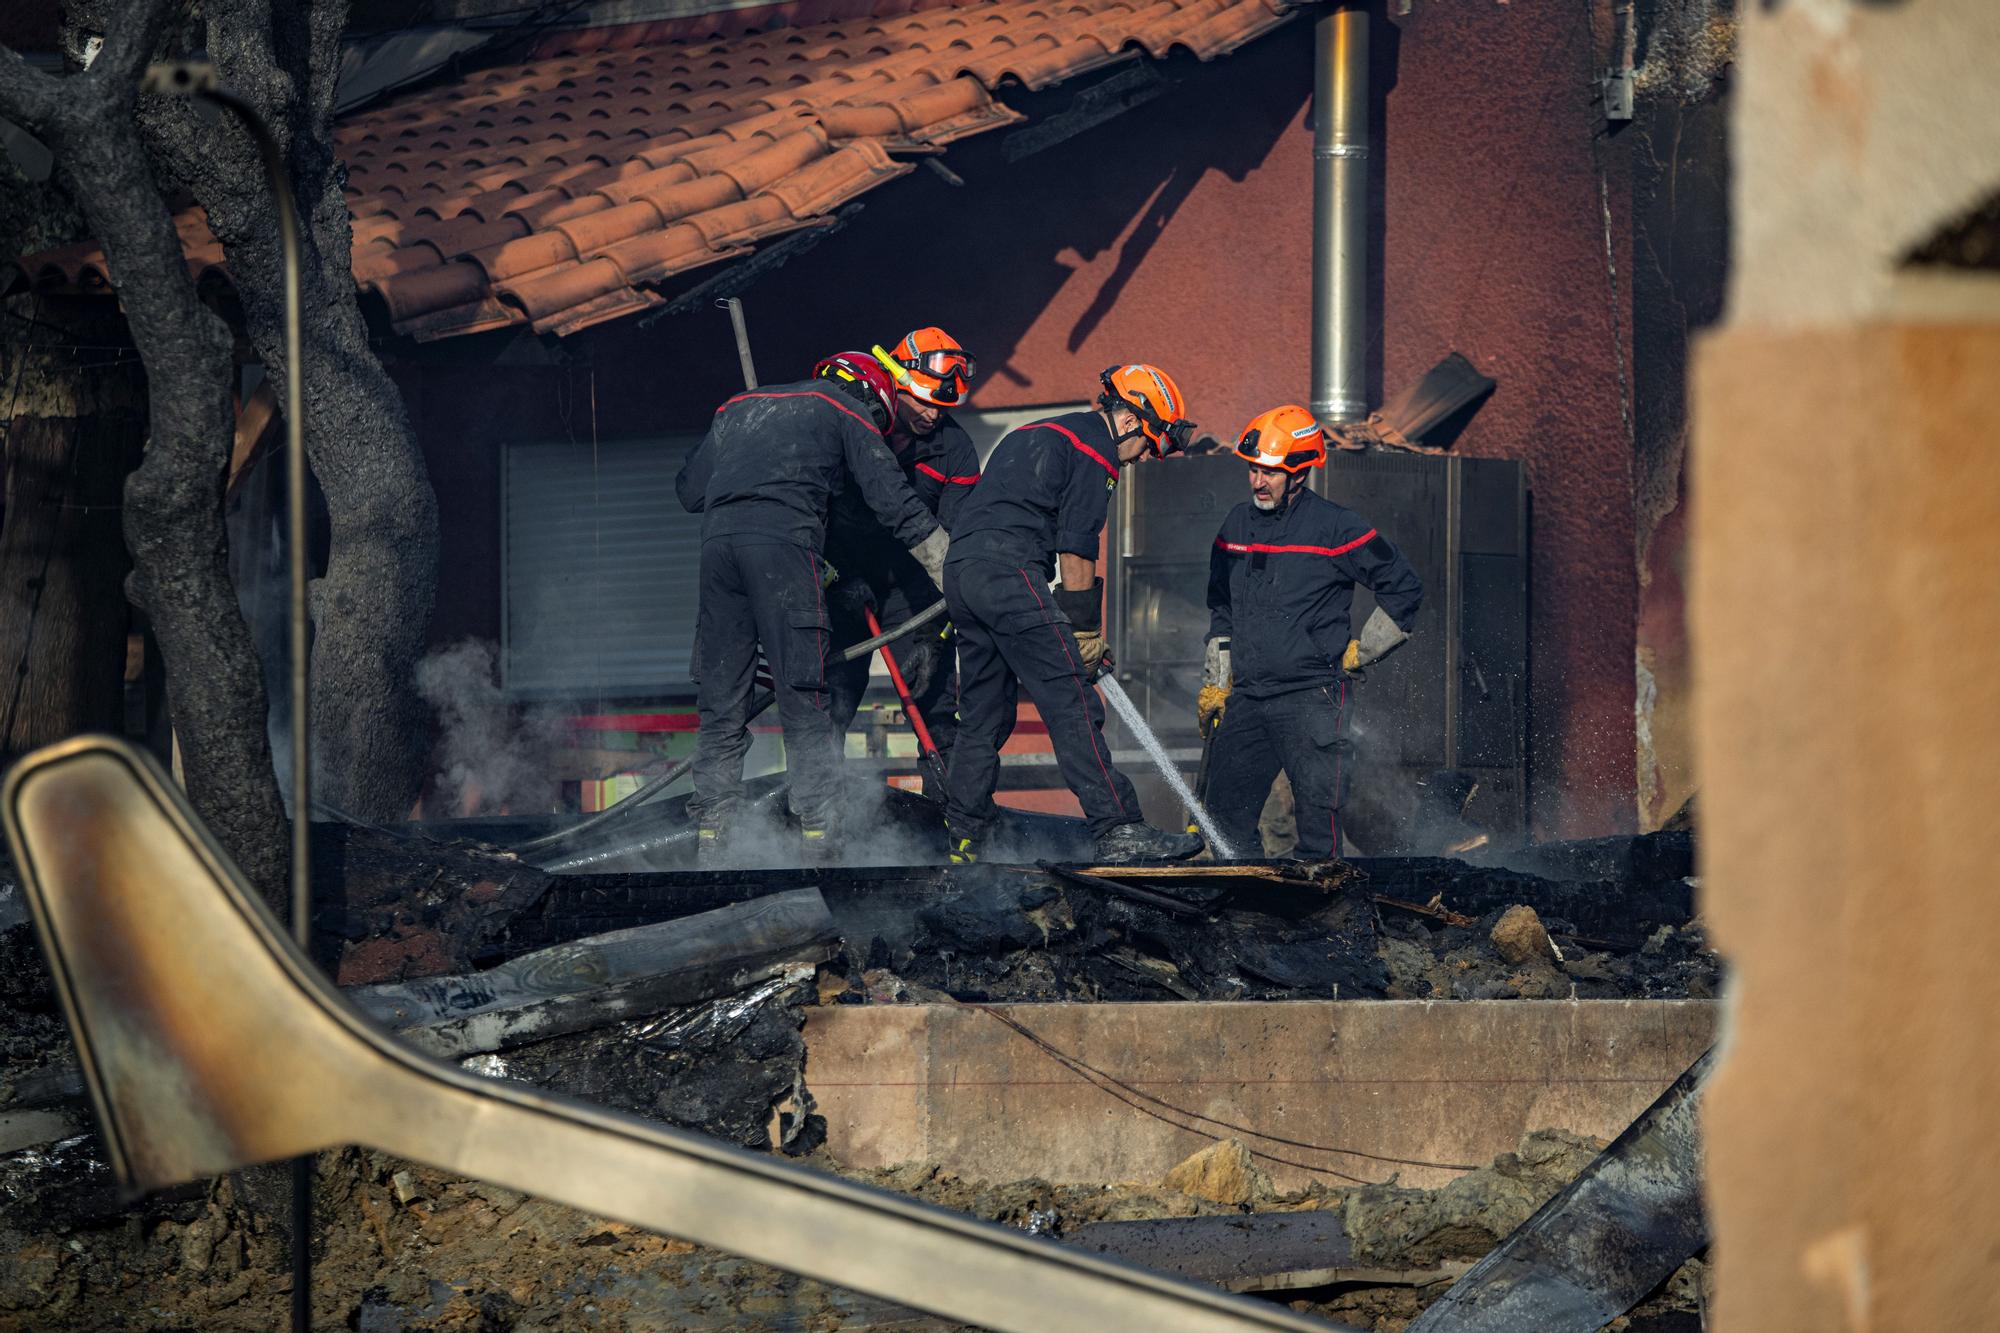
[1291,423,1321,439]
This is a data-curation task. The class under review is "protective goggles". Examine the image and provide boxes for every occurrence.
[1153,418,1196,456]
[1235,424,1324,471]
[897,348,976,403]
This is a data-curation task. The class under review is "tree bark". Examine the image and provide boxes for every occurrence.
[0,0,290,908]
[140,0,440,823]
[0,318,146,759]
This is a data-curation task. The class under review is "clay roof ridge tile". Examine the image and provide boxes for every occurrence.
[762,139,912,219]
[371,260,492,325]
[594,158,699,205]
[714,126,832,195]
[550,196,669,257]
[465,228,580,285]
[687,193,796,248]
[495,255,627,324]
[631,167,744,224]
[593,222,738,286]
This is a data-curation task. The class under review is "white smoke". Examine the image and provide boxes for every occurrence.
[416,640,570,816]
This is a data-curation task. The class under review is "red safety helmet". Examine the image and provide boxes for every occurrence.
[888,326,976,406]
[1235,404,1327,472]
[813,351,898,434]
[1099,364,1194,457]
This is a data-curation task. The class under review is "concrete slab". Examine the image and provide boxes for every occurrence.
[805,1000,1717,1192]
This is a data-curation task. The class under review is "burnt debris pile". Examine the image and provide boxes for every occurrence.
[879,863,1387,1002]
[827,831,1713,1004]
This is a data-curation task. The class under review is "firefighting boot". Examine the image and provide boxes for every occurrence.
[695,825,727,869]
[800,821,840,867]
[944,820,982,864]
[694,803,737,869]
[1091,821,1204,864]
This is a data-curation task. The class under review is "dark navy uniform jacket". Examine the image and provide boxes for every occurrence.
[673,379,938,553]
[946,410,1121,578]
[1207,486,1424,699]
[823,413,981,580]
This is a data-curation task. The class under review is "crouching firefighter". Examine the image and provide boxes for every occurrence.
[823,328,984,762]
[1199,405,1423,861]
[942,365,1206,864]
[674,353,950,865]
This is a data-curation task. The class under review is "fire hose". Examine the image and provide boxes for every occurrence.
[516,600,948,857]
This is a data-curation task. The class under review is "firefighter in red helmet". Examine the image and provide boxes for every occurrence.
[1200,405,1424,860]
[675,353,949,865]
[822,329,984,759]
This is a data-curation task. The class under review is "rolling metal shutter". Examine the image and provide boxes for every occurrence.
[503,435,702,701]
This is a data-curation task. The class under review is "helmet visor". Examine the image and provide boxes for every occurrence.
[907,347,975,380]
[1153,418,1195,457]
[901,348,975,404]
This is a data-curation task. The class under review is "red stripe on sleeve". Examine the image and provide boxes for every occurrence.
[1031,421,1118,479]
[915,461,982,485]
[1212,529,1378,559]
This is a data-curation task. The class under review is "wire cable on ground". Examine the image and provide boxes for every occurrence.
[971,1003,1481,1182]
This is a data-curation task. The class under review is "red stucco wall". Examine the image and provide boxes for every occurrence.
[951,7,1640,836]
[413,4,1639,837]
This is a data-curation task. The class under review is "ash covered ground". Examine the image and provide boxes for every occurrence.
[0,830,1716,1330]
[0,1128,1708,1331]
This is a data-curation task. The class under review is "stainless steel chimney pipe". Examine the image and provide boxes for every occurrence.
[1310,2,1370,425]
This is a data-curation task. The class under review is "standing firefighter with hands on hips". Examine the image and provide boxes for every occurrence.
[675,353,950,867]
[1200,405,1424,861]
[822,328,984,759]
[941,364,1208,865]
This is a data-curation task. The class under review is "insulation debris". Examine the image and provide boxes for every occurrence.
[488,966,824,1153]
[345,889,838,1057]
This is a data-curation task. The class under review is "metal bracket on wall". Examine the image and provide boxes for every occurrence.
[1001,62,1175,163]
[1600,0,1635,122]
[637,203,865,329]
[1599,66,1634,122]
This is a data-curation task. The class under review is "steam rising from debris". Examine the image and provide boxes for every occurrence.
[417,640,568,816]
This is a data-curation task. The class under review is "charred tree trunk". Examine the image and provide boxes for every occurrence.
[140,0,440,823]
[0,315,146,759]
[0,1,290,908]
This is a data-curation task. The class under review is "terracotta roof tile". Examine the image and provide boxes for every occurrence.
[13,0,1300,340]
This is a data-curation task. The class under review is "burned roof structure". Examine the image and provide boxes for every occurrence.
[13,0,1303,340]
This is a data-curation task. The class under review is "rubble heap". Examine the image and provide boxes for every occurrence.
[0,1126,1710,1331]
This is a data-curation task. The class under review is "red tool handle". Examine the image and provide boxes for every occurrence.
[864,605,941,760]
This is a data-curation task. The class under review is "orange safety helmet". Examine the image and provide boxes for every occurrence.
[887,327,976,406]
[1098,364,1193,456]
[1234,404,1327,472]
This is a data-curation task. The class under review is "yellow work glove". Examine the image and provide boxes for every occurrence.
[1074,628,1109,679]
[1197,683,1230,729]
[1342,638,1361,672]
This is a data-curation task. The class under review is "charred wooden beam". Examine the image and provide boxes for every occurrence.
[346,889,838,1058]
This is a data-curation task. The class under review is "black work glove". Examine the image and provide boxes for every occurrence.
[896,629,941,697]
[825,572,875,625]
[1054,578,1106,682]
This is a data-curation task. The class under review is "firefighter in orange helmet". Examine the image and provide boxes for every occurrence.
[939,364,1205,864]
[822,328,985,759]
[1200,405,1424,860]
